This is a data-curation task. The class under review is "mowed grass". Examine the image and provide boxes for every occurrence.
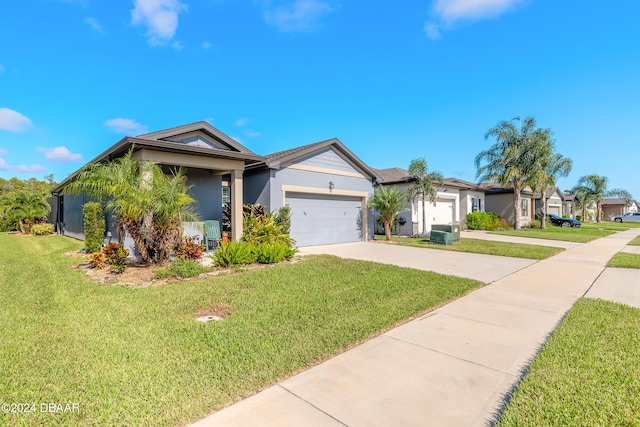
[0,233,481,427]
[607,252,640,269]
[627,235,640,246]
[498,298,640,426]
[375,235,562,260]
[491,226,614,243]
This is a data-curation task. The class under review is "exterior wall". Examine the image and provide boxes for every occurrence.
[414,189,460,234]
[292,148,363,175]
[459,190,485,227]
[185,167,222,222]
[603,205,624,220]
[269,160,375,241]
[562,201,576,219]
[243,169,272,210]
[485,192,533,226]
[61,194,87,240]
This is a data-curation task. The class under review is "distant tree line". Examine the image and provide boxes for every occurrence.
[0,175,57,232]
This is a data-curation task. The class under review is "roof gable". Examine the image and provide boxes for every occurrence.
[137,121,254,154]
[263,138,379,181]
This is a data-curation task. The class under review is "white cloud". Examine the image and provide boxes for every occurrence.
[424,22,441,40]
[0,108,33,133]
[0,156,46,173]
[245,130,262,137]
[0,64,4,73]
[131,0,188,46]
[171,41,184,50]
[37,146,83,163]
[104,118,149,134]
[425,0,527,40]
[0,148,7,156]
[202,41,213,49]
[235,117,250,126]
[84,17,106,34]
[433,0,526,23]
[263,0,335,33]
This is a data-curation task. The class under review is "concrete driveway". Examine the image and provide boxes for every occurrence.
[299,241,536,283]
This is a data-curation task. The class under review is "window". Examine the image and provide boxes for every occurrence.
[471,196,482,212]
[222,186,230,205]
[521,199,529,217]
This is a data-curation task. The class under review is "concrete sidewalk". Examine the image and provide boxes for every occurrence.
[191,229,640,427]
[461,230,582,249]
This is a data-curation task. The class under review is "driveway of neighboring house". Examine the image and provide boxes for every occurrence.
[299,241,536,283]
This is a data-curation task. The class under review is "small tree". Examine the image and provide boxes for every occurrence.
[368,186,408,241]
[83,202,105,253]
[407,158,444,235]
[7,191,51,234]
[572,175,632,223]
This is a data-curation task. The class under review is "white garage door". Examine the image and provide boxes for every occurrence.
[431,198,455,226]
[287,193,363,247]
[548,205,562,216]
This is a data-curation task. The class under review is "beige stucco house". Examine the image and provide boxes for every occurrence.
[482,183,534,227]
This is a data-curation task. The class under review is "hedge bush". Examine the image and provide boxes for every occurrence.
[30,223,54,235]
[155,258,205,279]
[83,202,105,253]
[255,242,297,264]
[213,241,257,267]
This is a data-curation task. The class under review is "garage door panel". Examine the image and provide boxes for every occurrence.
[287,193,363,247]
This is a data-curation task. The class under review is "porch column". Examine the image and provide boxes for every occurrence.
[231,170,243,241]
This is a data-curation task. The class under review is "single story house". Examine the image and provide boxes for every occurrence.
[561,193,578,219]
[482,183,534,227]
[51,122,378,249]
[601,198,639,220]
[534,187,564,218]
[373,168,486,235]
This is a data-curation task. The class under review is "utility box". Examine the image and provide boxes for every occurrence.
[429,229,453,245]
[432,224,460,242]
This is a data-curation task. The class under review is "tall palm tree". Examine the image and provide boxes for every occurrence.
[368,186,408,241]
[572,175,632,223]
[407,158,444,235]
[475,116,549,230]
[7,191,51,233]
[528,146,573,229]
[65,149,198,264]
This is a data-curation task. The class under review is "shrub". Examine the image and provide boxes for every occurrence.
[213,241,257,267]
[255,242,298,264]
[88,252,107,269]
[466,211,501,230]
[83,202,105,253]
[492,218,512,230]
[102,243,129,274]
[576,215,582,221]
[242,207,295,247]
[175,236,206,260]
[273,206,292,235]
[30,223,55,235]
[155,258,205,279]
[523,220,541,229]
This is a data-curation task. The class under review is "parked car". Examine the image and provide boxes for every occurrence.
[547,214,581,228]
[613,212,640,223]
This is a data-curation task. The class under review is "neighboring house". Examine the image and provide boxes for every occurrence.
[482,183,535,227]
[51,122,377,249]
[561,193,578,219]
[534,187,564,218]
[373,168,486,235]
[601,198,639,220]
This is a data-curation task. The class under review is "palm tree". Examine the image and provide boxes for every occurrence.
[368,186,408,241]
[65,149,198,264]
[407,158,444,235]
[475,116,549,230]
[7,191,51,233]
[528,145,573,229]
[572,175,632,223]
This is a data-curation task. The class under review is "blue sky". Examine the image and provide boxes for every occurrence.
[1,0,639,198]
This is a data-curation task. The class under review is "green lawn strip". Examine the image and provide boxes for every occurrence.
[490,227,614,243]
[498,298,640,426]
[580,223,629,232]
[374,235,562,260]
[607,252,640,269]
[0,234,481,427]
[627,235,640,246]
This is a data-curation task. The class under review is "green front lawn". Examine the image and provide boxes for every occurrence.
[0,233,481,427]
[628,235,640,246]
[490,226,614,243]
[498,298,640,426]
[607,252,640,269]
[375,235,562,260]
